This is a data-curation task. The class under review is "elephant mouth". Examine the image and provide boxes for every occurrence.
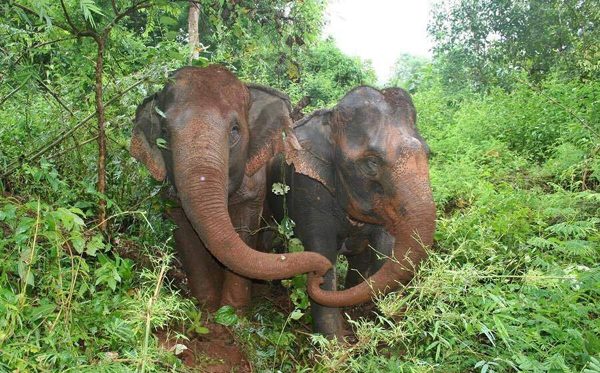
[346,215,365,227]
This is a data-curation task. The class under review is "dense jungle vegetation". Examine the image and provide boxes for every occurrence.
[0,0,599,371]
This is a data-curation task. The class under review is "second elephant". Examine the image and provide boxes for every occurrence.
[268,86,436,337]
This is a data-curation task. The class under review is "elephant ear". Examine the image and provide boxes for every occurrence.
[130,94,168,181]
[285,109,335,192]
[245,84,301,176]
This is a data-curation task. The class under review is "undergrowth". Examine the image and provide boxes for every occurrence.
[0,195,193,372]
[1,12,599,372]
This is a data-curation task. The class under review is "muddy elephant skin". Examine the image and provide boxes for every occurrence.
[130,65,331,309]
[269,86,436,336]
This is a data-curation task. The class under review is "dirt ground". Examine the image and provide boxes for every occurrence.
[116,240,381,371]
[156,322,251,372]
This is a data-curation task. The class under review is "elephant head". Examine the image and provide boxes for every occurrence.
[130,65,331,281]
[288,86,436,307]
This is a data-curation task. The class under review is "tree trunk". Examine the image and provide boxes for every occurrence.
[188,1,200,63]
[95,37,107,232]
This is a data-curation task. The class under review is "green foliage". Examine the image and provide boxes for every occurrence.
[388,53,430,93]
[429,0,600,91]
[1,0,599,371]
[214,305,239,327]
[288,38,377,111]
[0,197,191,371]
[271,177,311,313]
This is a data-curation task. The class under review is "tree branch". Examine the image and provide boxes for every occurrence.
[0,79,29,108]
[60,0,81,34]
[2,77,149,178]
[36,78,75,117]
[104,1,152,35]
[13,36,76,66]
[111,0,119,14]
[12,2,95,37]
[519,77,599,139]
[51,136,99,159]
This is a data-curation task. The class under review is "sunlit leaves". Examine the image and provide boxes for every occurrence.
[79,0,104,29]
[214,305,239,326]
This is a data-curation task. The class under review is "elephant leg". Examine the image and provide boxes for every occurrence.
[220,217,257,308]
[344,246,373,289]
[311,261,344,338]
[168,207,223,310]
[220,271,252,309]
[345,226,394,288]
[289,176,345,338]
[220,167,266,309]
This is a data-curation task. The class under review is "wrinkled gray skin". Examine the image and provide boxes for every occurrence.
[268,86,435,338]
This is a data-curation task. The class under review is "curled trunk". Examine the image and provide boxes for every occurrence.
[172,130,332,281]
[307,171,436,307]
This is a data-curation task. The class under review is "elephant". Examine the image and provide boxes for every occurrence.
[130,65,332,309]
[267,86,436,337]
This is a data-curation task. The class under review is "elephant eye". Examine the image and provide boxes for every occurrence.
[229,121,241,147]
[359,156,380,177]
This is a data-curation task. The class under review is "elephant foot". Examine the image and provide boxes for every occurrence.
[186,271,222,311]
[190,289,221,312]
[313,308,345,339]
[220,271,252,309]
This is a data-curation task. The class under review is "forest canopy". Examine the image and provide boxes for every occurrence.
[0,0,598,371]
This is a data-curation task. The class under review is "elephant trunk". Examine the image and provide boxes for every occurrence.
[172,122,331,281]
[308,154,435,307]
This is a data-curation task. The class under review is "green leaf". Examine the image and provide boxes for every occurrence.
[278,216,295,239]
[156,138,169,150]
[159,16,177,26]
[27,302,56,322]
[584,357,600,373]
[289,309,304,320]
[71,233,85,254]
[288,238,304,253]
[214,305,239,326]
[85,234,105,256]
[195,326,209,335]
[18,260,34,287]
[0,204,17,222]
[191,56,210,67]
[79,0,104,29]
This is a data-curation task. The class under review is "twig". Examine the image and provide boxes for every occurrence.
[0,79,29,108]
[138,255,170,373]
[51,135,99,158]
[19,199,41,301]
[13,1,94,37]
[85,210,155,234]
[13,36,76,66]
[110,0,119,14]
[2,77,148,177]
[36,78,74,116]
[104,1,152,35]
[60,0,81,34]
